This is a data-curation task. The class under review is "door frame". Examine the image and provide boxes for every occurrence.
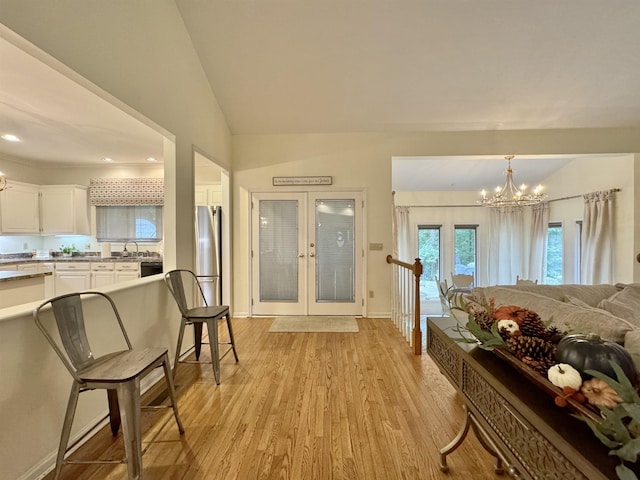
[249,189,367,317]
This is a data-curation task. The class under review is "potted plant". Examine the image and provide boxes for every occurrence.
[59,244,78,257]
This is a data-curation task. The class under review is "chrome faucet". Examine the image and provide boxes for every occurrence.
[122,241,139,257]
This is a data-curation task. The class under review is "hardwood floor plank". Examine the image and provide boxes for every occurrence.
[41,317,500,480]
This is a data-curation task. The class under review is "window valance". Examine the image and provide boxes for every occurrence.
[89,178,164,206]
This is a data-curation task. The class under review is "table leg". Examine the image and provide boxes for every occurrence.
[439,405,472,472]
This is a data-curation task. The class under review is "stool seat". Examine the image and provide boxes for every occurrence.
[184,305,229,320]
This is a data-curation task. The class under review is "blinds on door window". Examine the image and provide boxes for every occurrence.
[259,200,299,302]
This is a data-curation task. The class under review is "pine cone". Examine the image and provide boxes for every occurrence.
[518,310,546,338]
[543,326,565,343]
[475,311,495,332]
[506,335,556,361]
[521,355,556,377]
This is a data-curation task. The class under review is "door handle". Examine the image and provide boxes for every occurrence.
[299,253,305,258]
[309,253,315,258]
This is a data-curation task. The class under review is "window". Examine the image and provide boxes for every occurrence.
[575,220,583,284]
[454,225,477,282]
[545,222,563,284]
[418,225,441,302]
[96,206,163,242]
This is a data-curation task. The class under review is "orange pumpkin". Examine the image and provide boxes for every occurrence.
[493,305,528,324]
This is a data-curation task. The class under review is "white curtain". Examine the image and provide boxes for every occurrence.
[488,206,526,285]
[393,206,411,262]
[528,202,549,283]
[582,190,615,284]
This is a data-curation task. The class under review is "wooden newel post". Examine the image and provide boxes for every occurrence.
[413,258,423,355]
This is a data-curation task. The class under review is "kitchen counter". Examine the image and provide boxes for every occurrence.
[0,270,51,308]
[0,256,160,265]
[0,270,52,282]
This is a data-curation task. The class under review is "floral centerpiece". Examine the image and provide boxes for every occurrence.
[450,292,640,479]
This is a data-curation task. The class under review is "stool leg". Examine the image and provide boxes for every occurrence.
[193,322,203,360]
[107,389,121,435]
[54,382,80,480]
[117,378,142,480]
[161,353,185,434]
[174,318,187,378]
[206,317,221,384]
[225,312,239,362]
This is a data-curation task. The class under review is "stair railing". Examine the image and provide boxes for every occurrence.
[386,254,423,355]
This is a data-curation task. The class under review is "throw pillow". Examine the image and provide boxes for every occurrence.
[485,287,634,344]
[597,286,640,328]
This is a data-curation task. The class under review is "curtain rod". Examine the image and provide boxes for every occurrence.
[397,188,621,208]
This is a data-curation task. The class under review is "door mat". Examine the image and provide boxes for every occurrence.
[269,316,359,333]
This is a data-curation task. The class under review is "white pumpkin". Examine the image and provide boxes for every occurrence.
[547,363,582,390]
[497,319,520,334]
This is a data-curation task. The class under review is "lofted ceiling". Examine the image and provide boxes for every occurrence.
[1,1,640,190]
[176,0,640,135]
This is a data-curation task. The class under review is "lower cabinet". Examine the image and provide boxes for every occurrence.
[55,263,91,296]
[115,262,140,283]
[91,262,116,288]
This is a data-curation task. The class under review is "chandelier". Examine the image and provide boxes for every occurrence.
[478,156,547,207]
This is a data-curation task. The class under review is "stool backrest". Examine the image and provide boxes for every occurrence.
[165,269,209,316]
[33,292,132,380]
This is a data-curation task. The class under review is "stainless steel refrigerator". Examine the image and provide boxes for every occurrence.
[195,205,222,305]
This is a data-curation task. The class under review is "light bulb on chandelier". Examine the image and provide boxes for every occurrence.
[478,155,547,207]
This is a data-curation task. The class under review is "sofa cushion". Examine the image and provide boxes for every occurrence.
[476,287,635,344]
[473,284,619,307]
[597,286,640,328]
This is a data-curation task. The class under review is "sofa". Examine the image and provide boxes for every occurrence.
[451,283,640,371]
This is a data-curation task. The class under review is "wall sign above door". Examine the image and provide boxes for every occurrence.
[273,176,332,186]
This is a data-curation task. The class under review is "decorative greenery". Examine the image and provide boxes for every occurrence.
[577,362,640,480]
[59,244,78,255]
[448,290,506,350]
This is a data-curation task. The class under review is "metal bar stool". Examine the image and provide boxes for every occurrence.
[164,269,238,384]
[33,291,184,480]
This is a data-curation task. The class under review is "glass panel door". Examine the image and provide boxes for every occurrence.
[251,191,364,316]
[308,192,363,316]
[251,193,306,315]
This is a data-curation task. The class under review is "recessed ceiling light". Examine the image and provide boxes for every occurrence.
[1,134,21,142]
[102,157,114,163]
[146,157,158,162]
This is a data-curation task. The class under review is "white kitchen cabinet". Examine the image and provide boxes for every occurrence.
[91,262,115,288]
[39,186,90,234]
[115,262,140,283]
[55,262,91,295]
[0,264,17,271]
[0,182,40,233]
[195,185,222,206]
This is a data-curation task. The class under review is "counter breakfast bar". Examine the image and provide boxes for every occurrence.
[0,270,52,308]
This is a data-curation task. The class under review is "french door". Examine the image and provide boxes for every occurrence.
[251,191,364,316]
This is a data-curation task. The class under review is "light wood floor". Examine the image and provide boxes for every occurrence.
[45,318,500,480]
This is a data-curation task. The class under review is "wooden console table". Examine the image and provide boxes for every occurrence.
[427,316,631,480]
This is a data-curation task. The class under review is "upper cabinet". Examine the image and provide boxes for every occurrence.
[195,184,222,206]
[0,182,89,235]
[0,182,40,233]
[40,186,90,235]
